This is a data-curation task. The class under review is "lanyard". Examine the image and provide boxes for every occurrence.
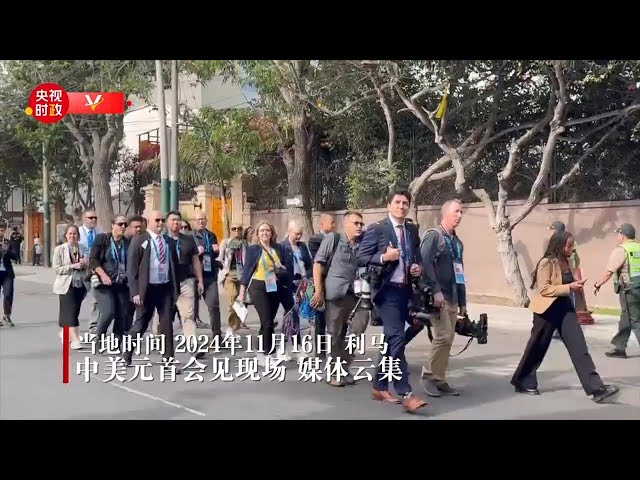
[151,235,168,263]
[443,234,462,262]
[261,248,276,272]
[202,231,211,254]
[110,238,125,265]
[68,244,80,262]
[176,238,181,258]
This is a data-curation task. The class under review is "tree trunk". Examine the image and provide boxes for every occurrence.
[287,112,314,238]
[495,227,530,307]
[92,158,114,232]
[221,183,230,238]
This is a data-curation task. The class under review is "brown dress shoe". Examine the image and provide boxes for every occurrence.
[371,389,400,404]
[402,394,428,413]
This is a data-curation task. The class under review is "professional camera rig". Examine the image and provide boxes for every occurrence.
[408,278,488,355]
[351,266,488,355]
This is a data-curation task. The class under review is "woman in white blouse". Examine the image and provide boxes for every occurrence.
[53,224,90,349]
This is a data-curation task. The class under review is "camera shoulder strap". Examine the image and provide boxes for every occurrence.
[322,233,341,279]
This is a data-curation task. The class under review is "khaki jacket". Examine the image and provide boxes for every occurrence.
[529,257,572,315]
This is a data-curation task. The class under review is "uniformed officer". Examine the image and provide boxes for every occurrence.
[593,223,640,358]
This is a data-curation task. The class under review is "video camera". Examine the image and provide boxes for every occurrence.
[409,278,488,345]
[408,278,440,325]
[353,265,383,311]
[456,313,488,344]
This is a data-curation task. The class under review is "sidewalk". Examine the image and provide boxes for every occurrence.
[13,265,620,342]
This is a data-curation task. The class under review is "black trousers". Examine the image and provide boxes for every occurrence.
[202,275,221,337]
[0,274,14,315]
[249,280,280,355]
[124,283,175,361]
[94,284,132,345]
[511,298,604,395]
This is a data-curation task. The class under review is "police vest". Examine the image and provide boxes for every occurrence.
[617,240,640,288]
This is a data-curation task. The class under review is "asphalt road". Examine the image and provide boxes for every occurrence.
[1,269,638,420]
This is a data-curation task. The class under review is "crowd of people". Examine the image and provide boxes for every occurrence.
[1,188,637,413]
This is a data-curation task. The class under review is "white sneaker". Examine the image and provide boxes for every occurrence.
[276,345,293,362]
[296,349,310,361]
[256,353,267,366]
[70,341,82,350]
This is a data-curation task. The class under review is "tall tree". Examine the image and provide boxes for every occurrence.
[184,60,383,235]
[2,60,161,230]
[385,59,640,306]
[141,106,272,235]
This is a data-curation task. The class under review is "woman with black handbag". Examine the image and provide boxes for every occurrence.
[89,215,132,351]
[237,220,285,365]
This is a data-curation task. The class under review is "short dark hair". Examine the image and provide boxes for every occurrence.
[344,210,363,219]
[128,214,144,223]
[167,210,182,219]
[387,188,412,205]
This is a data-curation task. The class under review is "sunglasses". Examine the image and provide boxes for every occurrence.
[154,218,165,223]
[353,221,365,227]
[114,222,128,227]
[86,216,97,220]
[231,226,242,231]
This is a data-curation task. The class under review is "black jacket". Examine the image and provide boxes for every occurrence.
[126,231,179,301]
[0,240,16,278]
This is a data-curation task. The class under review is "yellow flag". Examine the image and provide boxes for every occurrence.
[435,83,450,119]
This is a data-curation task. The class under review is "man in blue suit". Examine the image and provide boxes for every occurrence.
[357,188,428,413]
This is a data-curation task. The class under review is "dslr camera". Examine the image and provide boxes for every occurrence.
[408,278,440,325]
[353,265,383,311]
[455,313,488,344]
[409,278,489,345]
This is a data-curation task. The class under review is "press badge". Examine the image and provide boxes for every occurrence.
[453,262,466,284]
[265,271,278,293]
[118,262,126,277]
[203,254,212,272]
[157,263,169,283]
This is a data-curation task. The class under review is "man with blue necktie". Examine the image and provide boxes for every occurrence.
[78,209,102,334]
[357,188,428,413]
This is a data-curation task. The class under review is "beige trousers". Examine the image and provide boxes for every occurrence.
[422,300,458,382]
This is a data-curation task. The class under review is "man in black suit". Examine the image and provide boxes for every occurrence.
[0,225,17,327]
[124,210,179,367]
[357,188,427,413]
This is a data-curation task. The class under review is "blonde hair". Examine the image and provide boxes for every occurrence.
[254,220,277,245]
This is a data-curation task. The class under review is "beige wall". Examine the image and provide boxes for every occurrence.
[249,199,640,309]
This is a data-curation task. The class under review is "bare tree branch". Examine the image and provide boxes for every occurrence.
[394,82,435,132]
[410,81,448,102]
[373,81,395,167]
[509,62,568,229]
[551,120,625,191]
[473,188,497,230]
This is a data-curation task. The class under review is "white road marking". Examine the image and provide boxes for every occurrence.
[93,375,206,417]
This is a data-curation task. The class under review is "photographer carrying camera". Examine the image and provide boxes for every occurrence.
[310,211,365,387]
[418,199,466,397]
[357,189,428,413]
[89,215,132,347]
